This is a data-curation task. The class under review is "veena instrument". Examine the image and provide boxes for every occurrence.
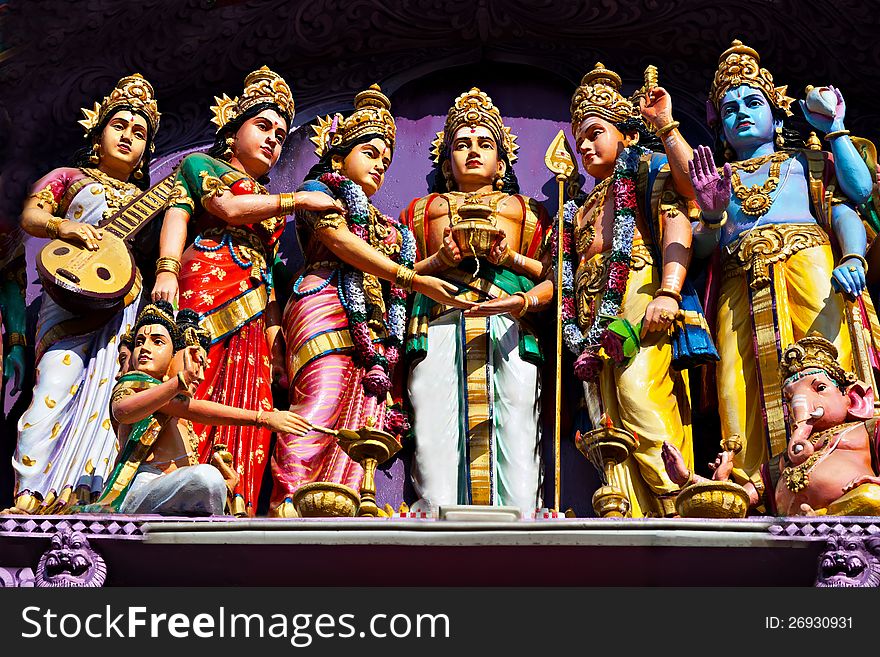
[37,172,175,313]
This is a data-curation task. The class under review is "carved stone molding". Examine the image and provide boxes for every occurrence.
[0,566,35,587]
[34,528,107,588]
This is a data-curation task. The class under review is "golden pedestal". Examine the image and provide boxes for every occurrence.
[675,481,750,519]
[576,426,637,518]
[336,423,401,518]
[292,482,360,518]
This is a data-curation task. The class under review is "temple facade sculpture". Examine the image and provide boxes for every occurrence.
[269,85,468,517]
[559,63,707,517]
[401,88,553,514]
[5,75,160,514]
[151,66,342,516]
[688,40,879,511]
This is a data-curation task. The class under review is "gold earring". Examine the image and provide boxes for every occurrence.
[89,143,100,165]
[331,157,343,172]
[223,137,234,159]
[133,161,145,180]
[775,126,785,148]
[494,174,504,190]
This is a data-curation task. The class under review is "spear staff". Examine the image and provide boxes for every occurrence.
[544,130,577,512]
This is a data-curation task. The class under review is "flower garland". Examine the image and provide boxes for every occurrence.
[317,172,416,396]
[553,145,646,381]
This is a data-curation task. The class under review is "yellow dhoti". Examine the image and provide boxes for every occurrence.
[578,242,693,517]
[717,223,852,494]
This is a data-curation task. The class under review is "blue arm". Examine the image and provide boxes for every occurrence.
[830,203,868,296]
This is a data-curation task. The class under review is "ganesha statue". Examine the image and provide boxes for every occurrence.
[776,334,880,516]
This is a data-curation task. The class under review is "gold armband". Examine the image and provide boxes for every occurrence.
[839,252,868,273]
[45,217,64,240]
[279,192,296,215]
[655,120,680,139]
[8,332,26,347]
[513,291,530,317]
[653,287,682,304]
[700,210,728,229]
[824,129,851,142]
[395,265,416,291]
[156,256,182,277]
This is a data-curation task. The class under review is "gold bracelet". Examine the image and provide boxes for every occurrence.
[255,408,265,427]
[824,129,851,141]
[8,332,26,347]
[653,287,682,304]
[700,210,727,229]
[45,216,64,239]
[513,291,530,317]
[279,192,296,215]
[156,256,182,277]
[655,120,680,139]
[839,252,868,273]
[394,265,416,291]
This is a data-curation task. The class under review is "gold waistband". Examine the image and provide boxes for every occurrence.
[575,241,654,298]
[722,223,829,289]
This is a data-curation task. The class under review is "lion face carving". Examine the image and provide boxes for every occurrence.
[35,529,106,588]
[815,534,880,588]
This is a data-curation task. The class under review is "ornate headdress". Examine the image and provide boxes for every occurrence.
[132,300,179,347]
[779,334,857,389]
[311,84,397,159]
[210,66,295,132]
[708,40,795,119]
[78,74,161,136]
[570,63,640,133]
[430,87,519,164]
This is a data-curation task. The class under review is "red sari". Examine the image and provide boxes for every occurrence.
[170,152,285,516]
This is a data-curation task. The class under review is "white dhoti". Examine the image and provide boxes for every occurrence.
[409,311,542,514]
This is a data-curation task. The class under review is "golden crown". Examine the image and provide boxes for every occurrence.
[570,63,640,132]
[779,333,857,389]
[310,84,397,159]
[709,40,794,118]
[210,66,295,131]
[78,74,160,137]
[430,87,518,165]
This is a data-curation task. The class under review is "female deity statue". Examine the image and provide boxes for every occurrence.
[270,85,469,518]
[401,88,553,514]
[688,40,878,507]
[151,66,342,517]
[5,74,160,514]
[560,63,703,517]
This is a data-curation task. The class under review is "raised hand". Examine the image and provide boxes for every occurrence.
[688,145,732,218]
[661,441,691,487]
[638,87,673,131]
[800,85,846,134]
[179,345,205,396]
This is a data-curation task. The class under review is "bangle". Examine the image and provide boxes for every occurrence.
[655,120,680,139]
[513,291,530,317]
[700,210,727,229]
[824,129,851,142]
[46,217,64,239]
[279,192,296,215]
[497,245,513,267]
[394,265,416,291]
[654,287,682,304]
[156,256,182,277]
[8,332,26,347]
[839,252,868,273]
[255,409,265,427]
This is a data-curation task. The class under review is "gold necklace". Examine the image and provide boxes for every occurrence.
[729,151,789,174]
[575,177,612,254]
[730,153,789,218]
[782,421,863,493]
[81,167,137,212]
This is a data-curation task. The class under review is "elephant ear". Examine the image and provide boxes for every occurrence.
[846,382,875,421]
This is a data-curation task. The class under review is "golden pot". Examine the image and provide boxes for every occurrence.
[292,482,360,518]
[451,201,500,258]
[675,480,750,519]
